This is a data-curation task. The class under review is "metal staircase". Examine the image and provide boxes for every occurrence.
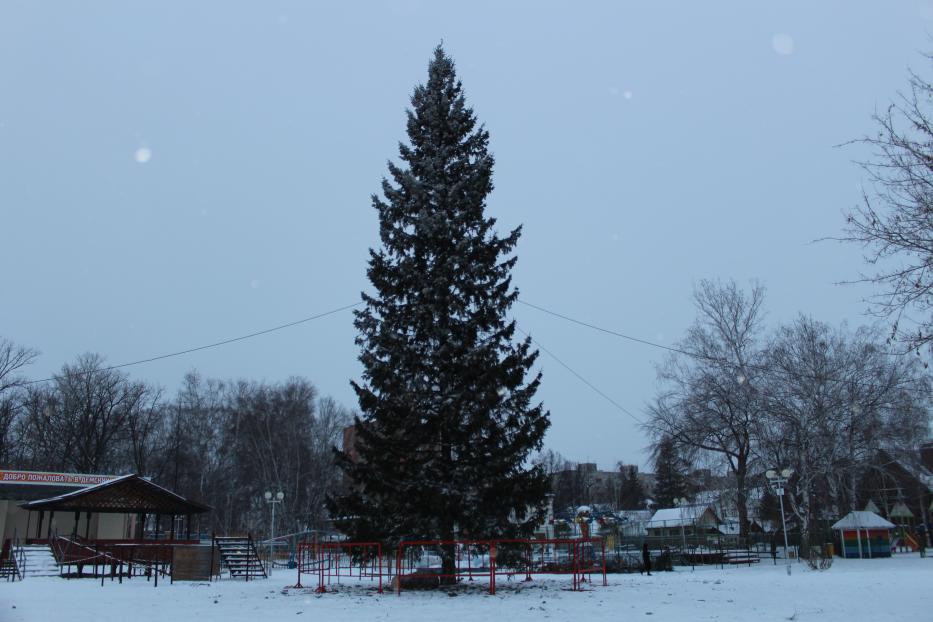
[0,547,22,581]
[213,535,267,580]
[18,544,61,578]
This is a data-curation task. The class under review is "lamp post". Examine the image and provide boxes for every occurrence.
[765,469,793,576]
[264,491,284,574]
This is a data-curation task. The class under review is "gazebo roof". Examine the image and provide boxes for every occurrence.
[831,511,895,531]
[20,473,210,515]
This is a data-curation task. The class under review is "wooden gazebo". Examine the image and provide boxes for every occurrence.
[20,474,210,543]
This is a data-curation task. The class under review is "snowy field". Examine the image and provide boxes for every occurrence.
[1,556,931,622]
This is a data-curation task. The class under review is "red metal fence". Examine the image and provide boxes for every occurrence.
[293,537,606,596]
[295,540,383,593]
[395,538,606,595]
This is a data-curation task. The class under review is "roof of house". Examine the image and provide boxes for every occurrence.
[878,449,933,493]
[646,505,718,529]
[831,511,895,531]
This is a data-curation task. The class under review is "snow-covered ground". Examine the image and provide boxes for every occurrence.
[2,556,931,622]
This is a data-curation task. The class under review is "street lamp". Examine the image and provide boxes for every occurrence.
[765,469,793,576]
[264,491,284,574]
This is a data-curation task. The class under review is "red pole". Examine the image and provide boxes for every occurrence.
[377,544,383,594]
[601,539,607,587]
[467,543,473,580]
[317,542,325,593]
[295,543,302,589]
[396,544,402,596]
[525,541,532,581]
[489,543,496,595]
[572,541,578,591]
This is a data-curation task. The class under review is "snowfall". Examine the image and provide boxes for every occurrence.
[1,556,931,622]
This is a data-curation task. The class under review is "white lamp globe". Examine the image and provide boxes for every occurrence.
[264,491,272,500]
[276,492,284,501]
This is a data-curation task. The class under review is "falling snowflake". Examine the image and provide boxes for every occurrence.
[134,147,152,163]
[771,33,795,56]
[623,90,633,100]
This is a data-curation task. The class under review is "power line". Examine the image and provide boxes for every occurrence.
[23,301,363,385]
[518,299,691,358]
[515,324,645,426]
[517,298,929,394]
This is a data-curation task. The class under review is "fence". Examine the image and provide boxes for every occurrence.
[291,537,608,595]
[596,523,832,568]
[394,537,606,595]
[294,540,383,593]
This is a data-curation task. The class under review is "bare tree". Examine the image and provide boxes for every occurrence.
[222,378,350,535]
[122,385,165,476]
[842,59,933,355]
[0,338,38,464]
[646,279,767,538]
[15,385,64,470]
[0,337,38,395]
[532,448,567,477]
[758,317,931,545]
[164,371,229,532]
[42,353,148,473]
[308,396,352,528]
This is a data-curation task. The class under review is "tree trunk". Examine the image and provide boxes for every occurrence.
[735,455,749,540]
[440,521,456,586]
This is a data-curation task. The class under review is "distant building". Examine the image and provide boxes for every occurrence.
[859,447,933,527]
[550,462,652,511]
[342,425,360,464]
[645,505,721,539]
[1,470,123,545]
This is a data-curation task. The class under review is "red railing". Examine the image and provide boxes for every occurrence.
[295,540,383,593]
[50,535,175,585]
[396,538,606,595]
[292,537,607,596]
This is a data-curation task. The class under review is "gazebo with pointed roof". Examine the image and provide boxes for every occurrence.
[20,474,209,542]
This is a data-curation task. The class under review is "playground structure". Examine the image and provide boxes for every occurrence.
[293,537,607,595]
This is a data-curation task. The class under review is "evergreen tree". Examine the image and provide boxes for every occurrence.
[330,47,550,575]
[618,465,646,510]
[652,436,689,507]
[757,486,783,531]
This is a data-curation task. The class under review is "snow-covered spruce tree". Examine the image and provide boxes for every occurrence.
[652,436,689,508]
[330,47,550,577]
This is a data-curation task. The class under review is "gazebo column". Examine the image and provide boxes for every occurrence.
[169,514,176,540]
[154,514,161,540]
[85,512,91,539]
[186,514,192,540]
[46,511,55,540]
[36,511,44,539]
[72,511,80,537]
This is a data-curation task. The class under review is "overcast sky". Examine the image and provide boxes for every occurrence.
[1,1,931,470]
